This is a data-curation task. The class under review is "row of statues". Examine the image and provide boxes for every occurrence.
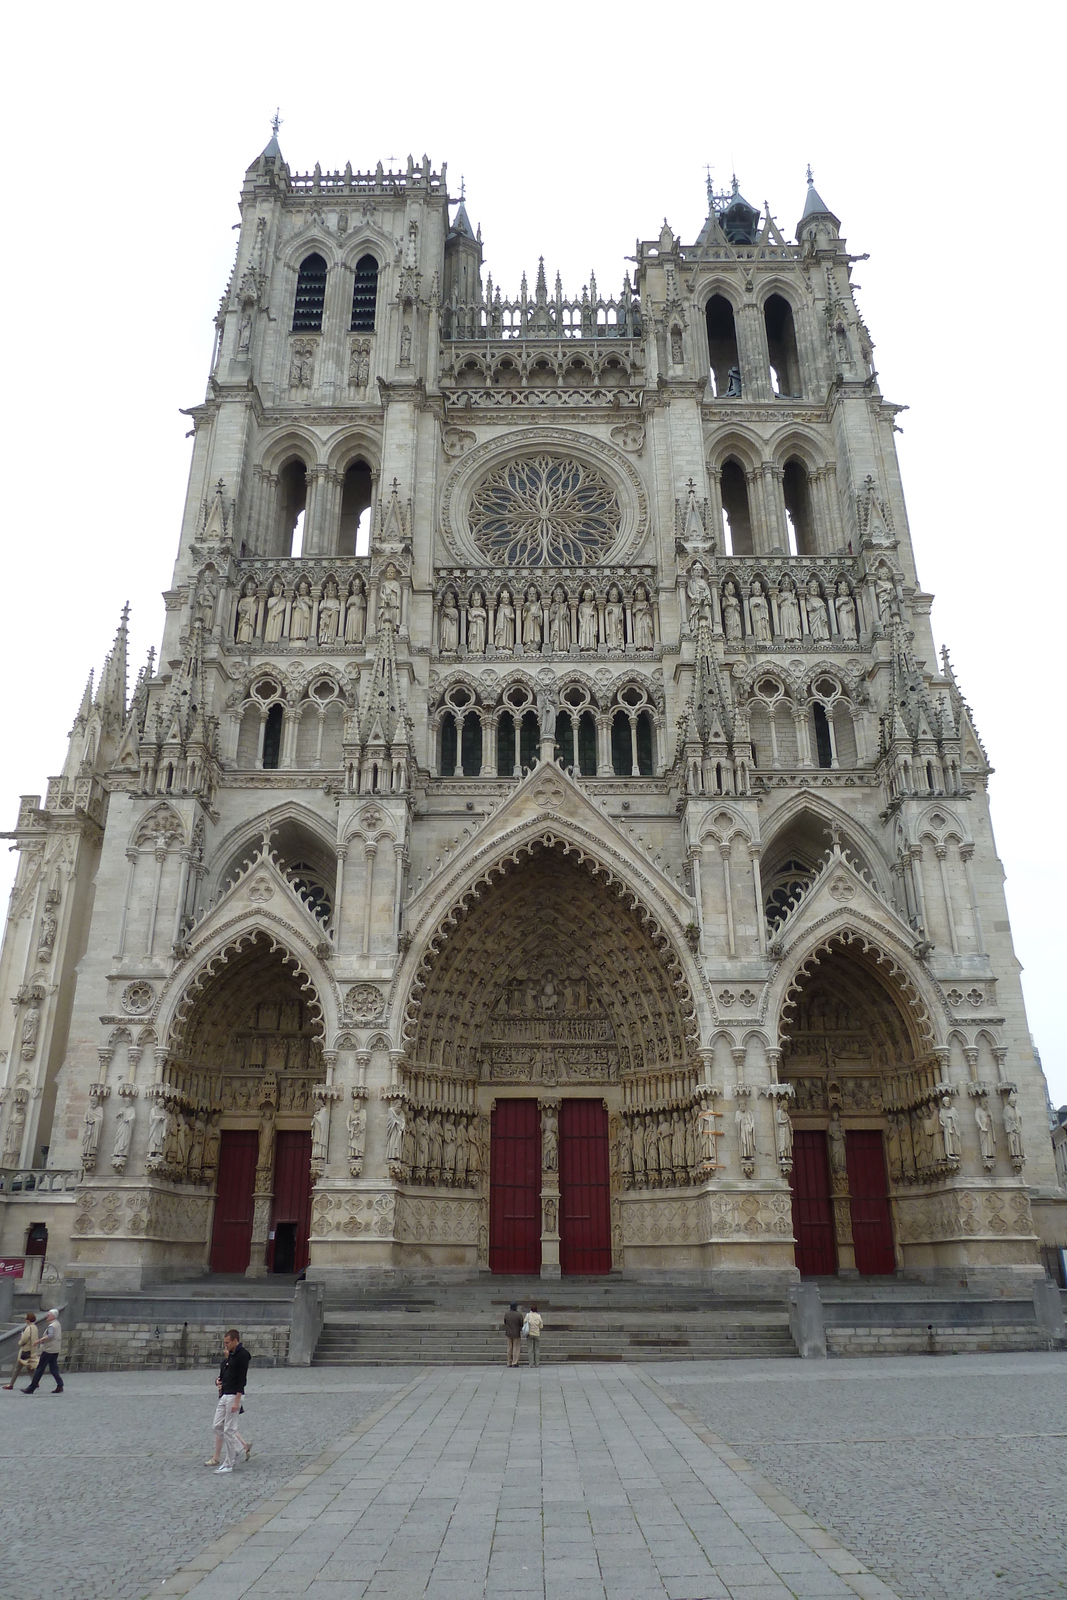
[235,575,401,647]
[617,1106,716,1187]
[687,567,859,645]
[439,582,655,655]
[385,1103,484,1187]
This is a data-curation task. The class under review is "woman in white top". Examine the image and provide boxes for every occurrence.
[524,1305,544,1367]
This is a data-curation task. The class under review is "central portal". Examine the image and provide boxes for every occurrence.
[488,1097,610,1276]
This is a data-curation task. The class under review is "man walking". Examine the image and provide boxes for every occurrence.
[503,1302,524,1367]
[3,1312,38,1388]
[213,1328,250,1473]
[22,1308,63,1394]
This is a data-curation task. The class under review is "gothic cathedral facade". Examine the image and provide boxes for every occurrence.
[1,135,1063,1291]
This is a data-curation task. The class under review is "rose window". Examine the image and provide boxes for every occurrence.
[467,455,620,567]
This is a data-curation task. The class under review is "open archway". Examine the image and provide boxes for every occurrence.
[167,933,326,1276]
[780,932,935,1279]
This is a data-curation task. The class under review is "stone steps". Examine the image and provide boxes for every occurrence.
[312,1320,797,1365]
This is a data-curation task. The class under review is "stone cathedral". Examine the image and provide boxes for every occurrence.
[1,132,1063,1294]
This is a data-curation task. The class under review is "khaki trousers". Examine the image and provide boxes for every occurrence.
[506,1336,522,1366]
[213,1394,241,1467]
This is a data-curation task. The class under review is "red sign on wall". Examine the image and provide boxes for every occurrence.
[0,1257,26,1278]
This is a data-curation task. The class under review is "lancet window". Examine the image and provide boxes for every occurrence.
[764,294,802,397]
[705,294,740,396]
[720,460,753,556]
[293,253,328,331]
[349,255,378,331]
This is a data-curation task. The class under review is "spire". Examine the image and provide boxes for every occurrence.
[798,166,841,239]
[94,603,129,727]
[249,109,283,171]
[449,190,476,240]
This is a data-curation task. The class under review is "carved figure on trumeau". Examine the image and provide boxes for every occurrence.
[318,580,342,644]
[522,588,543,651]
[386,1101,406,1165]
[311,1099,330,1166]
[749,580,772,644]
[541,1104,558,1171]
[736,1103,755,1164]
[256,1104,276,1171]
[578,587,598,650]
[549,586,571,652]
[345,578,367,644]
[1003,1090,1024,1164]
[494,588,516,650]
[633,583,654,649]
[605,586,625,650]
[265,580,286,642]
[111,1106,135,1171]
[440,590,460,652]
[806,579,830,642]
[939,1095,961,1161]
[467,588,488,654]
[722,580,743,642]
[827,1114,847,1177]
[835,581,858,641]
[236,580,257,644]
[686,564,713,626]
[975,1101,996,1162]
[778,577,802,641]
[290,578,313,641]
[543,1196,558,1235]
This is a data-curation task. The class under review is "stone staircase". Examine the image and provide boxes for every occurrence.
[311,1276,797,1365]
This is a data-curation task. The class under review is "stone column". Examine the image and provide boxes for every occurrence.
[749,844,767,957]
[362,843,378,956]
[246,1101,276,1278]
[719,843,736,957]
[934,845,959,955]
[540,1099,560,1278]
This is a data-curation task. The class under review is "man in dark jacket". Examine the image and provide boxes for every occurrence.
[503,1303,524,1367]
[213,1328,250,1473]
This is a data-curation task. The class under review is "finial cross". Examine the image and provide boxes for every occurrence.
[271,108,282,138]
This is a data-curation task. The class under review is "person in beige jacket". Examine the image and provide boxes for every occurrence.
[3,1312,38,1388]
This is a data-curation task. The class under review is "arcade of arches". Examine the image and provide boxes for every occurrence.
[165,935,325,1276]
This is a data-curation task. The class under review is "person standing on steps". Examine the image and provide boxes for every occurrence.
[503,1302,524,1367]
[22,1308,63,1394]
[3,1312,38,1388]
[524,1305,543,1367]
[212,1329,250,1473]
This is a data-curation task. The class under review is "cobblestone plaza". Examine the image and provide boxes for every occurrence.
[3,1354,1065,1600]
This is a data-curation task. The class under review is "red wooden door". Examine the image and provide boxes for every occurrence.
[210,1131,258,1274]
[489,1099,541,1275]
[846,1130,896,1276]
[559,1099,611,1275]
[790,1130,837,1276]
[271,1130,314,1274]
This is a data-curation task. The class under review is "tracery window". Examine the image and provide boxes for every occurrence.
[467,455,620,567]
[764,856,815,931]
[293,253,327,332]
[350,255,378,331]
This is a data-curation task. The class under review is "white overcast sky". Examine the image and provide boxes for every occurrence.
[2,3,1064,1106]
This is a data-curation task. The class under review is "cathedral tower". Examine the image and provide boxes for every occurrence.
[1,139,1062,1291]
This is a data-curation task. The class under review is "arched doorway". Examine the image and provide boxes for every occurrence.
[781,934,931,1277]
[406,841,697,1275]
[167,933,326,1276]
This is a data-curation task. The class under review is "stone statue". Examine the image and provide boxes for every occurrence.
[778,578,801,641]
[414,1111,429,1175]
[633,583,654,649]
[20,1003,40,1061]
[467,588,488,654]
[684,1114,696,1172]
[939,1095,961,1161]
[605,585,625,649]
[386,1101,406,1165]
[618,1124,633,1185]
[835,580,858,641]
[203,1115,221,1174]
[111,1106,135,1170]
[975,1101,996,1162]
[725,364,742,397]
[37,907,58,957]
[749,580,772,644]
[686,564,713,626]
[2,1098,25,1161]
[81,1098,103,1166]
[775,1101,794,1164]
[670,1110,686,1172]
[176,1113,192,1171]
[400,322,412,363]
[345,578,367,645]
[378,579,401,628]
[538,688,557,741]
[401,1115,415,1173]
[236,580,258,644]
[256,1105,275,1171]
[736,1103,755,1164]
[521,588,543,651]
[264,580,287,643]
[346,1103,366,1169]
[439,590,460,652]
[289,578,313,641]
[656,1115,671,1180]
[1003,1090,1024,1163]
[644,1116,659,1179]
[549,586,571,652]
[237,309,253,353]
[875,570,895,625]
[189,1115,206,1182]
[578,587,598,651]
[453,1118,469,1186]
[542,1107,558,1171]
[317,580,342,644]
[311,1099,330,1165]
[722,580,743,642]
[442,1115,457,1183]
[428,1112,443,1179]
[806,579,830,642]
[147,1099,168,1162]
[827,1114,847,1175]
[494,588,516,650]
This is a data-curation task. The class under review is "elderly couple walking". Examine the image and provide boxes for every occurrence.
[4,1309,63,1393]
[502,1302,543,1366]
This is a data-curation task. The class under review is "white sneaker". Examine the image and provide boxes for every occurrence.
[215,1464,233,1474]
